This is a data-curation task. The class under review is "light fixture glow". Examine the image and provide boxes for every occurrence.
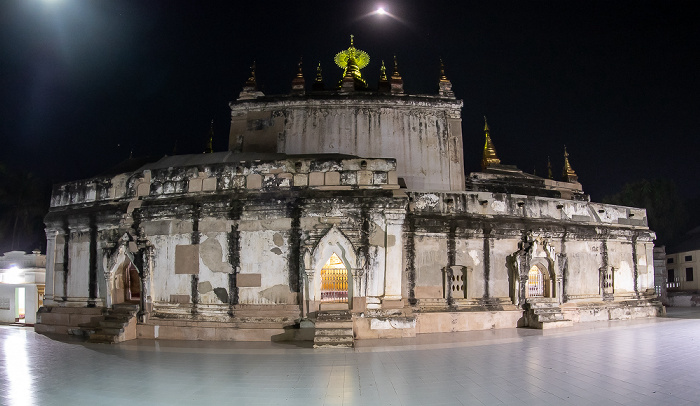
[377,7,387,15]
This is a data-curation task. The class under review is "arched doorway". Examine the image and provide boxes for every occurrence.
[528,265,546,298]
[124,261,141,303]
[320,253,348,303]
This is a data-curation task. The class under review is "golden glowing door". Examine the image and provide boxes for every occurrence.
[321,253,348,302]
[528,265,545,298]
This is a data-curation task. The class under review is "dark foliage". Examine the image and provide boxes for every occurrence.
[603,178,688,245]
[0,163,50,253]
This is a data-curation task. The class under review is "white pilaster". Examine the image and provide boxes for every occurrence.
[383,210,405,300]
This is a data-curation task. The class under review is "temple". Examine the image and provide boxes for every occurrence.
[36,38,663,346]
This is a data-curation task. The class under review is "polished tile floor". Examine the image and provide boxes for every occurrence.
[2,308,700,406]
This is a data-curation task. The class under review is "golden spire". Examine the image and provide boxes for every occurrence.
[380,60,388,81]
[481,116,501,170]
[245,61,257,89]
[335,35,369,89]
[439,58,448,82]
[378,60,390,93]
[562,146,578,182]
[204,119,214,154]
[392,55,401,78]
[238,60,265,100]
[438,58,455,98]
[390,55,404,94]
[547,156,553,179]
[291,57,305,94]
[312,61,325,91]
[295,58,303,78]
[315,62,323,82]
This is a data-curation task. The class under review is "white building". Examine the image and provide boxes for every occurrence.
[0,251,46,325]
[664,227,700,306]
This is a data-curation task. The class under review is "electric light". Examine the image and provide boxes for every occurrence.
[377,7,387,15]
[4,266,24,284]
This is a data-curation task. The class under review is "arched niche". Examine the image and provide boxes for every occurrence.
[104,244,140,307]
[309,227,358,304]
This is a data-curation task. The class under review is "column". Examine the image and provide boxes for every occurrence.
[383,210,405,301]
[43,229,58,305]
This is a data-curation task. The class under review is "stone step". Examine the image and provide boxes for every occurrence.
[88,334,120,344]
[315,328,353,336]
[67,328,92,337]
[99,320,128,329]
[314,335,354,344]
[100,327,125,336]
[317,311,351,320]
[232,315,300,321]
[540,320,574,329]
[314,342,353,349]
[319,303,349,311]
[231,304,301,311]
[104,315,131,322]
[315,320,353,329]
[537,313,564,322]
[112,304,140,313]
[530,303,559,310]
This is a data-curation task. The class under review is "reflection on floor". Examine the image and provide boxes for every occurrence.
[2,308,700,406]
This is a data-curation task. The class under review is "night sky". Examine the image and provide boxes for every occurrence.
[1,0,698,201]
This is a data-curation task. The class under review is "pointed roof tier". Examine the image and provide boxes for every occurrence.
[481,117,501,170]
[238,61,265,100]
[438,59,455,98]
[562,146,579,183]
[335,35,369,90]
[547,156,553,179]
[312,62,325,91]
[291,58,305,94]
[378,60,390,93]
[390,55,404,94]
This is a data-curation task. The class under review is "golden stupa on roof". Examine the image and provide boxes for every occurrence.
[334,35,369,88]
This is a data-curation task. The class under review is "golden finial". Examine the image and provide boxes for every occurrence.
[245,61,257,89]
[481,116,501,170]
[378,60,390,93]
[547,156,553,179]
[296,57,303,78]
[312,62,325,91]
[392,55,401,78]
[380,60,388,81]
[439,58,448,82]
[335,35,369,89]
[438,58,455,97]
[390,55,404,94]
[562,146,578,182]
[315,62,323,82]
[239,60,264,100]
[291,57,305,94]
[204,119,214,154]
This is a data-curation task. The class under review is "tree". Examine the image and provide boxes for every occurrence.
[0,165,49,252]
[603,178,688,246]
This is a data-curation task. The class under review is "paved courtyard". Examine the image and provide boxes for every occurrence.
[2,308,700,406]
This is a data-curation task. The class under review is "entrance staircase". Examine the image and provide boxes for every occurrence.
[74,304,139,344]
[525,298,573,329]
[314,303,354,348]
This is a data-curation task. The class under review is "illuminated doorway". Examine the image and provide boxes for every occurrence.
[320,253,348,303]
[528,265,545,298]
[15,288,26,323]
